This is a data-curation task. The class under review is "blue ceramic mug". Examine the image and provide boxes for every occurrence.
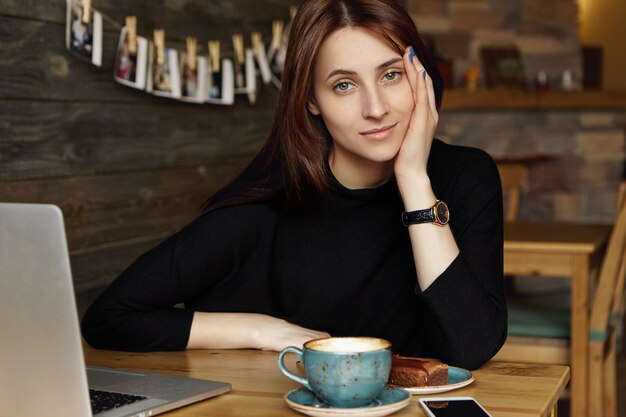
[278,337,392,408]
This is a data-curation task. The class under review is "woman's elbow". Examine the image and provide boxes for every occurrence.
[470,319,508,370]
[444,317,508,370]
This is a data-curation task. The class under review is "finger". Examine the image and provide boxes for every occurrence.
[405,45,426,73]
[413,64,430,121]
[403,46,419,98]
[404,47,429,115]
[424,71,438,119]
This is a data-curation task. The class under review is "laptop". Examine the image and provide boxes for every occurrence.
[0,203,231,417]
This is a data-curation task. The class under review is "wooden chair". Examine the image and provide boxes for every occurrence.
[497,163,529,296]
[497,163,528,221]
[588,181,626,417]
[494,181,626,417]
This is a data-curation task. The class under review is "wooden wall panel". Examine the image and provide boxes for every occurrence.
[0,0,296,302]
[0,99,272,180]
[71,234,172,292]
[0,159,249,249]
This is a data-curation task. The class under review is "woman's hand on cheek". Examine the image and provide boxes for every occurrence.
[394,46,439,184]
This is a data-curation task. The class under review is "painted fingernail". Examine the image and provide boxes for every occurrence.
[422,70,426,79]
[409,46,416,62]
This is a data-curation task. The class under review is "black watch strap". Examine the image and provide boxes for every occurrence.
[401,208,433,226]
[401,200,449,227]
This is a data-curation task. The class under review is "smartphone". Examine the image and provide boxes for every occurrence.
[419,397,493,417]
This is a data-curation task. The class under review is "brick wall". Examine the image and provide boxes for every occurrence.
[408,0,582,90]
[408,0,626,223]
[437,110,625,223]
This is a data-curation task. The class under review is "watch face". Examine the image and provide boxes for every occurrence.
[435,201,449,224]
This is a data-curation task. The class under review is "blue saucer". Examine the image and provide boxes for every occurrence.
[402,366,474,395]
[284,385,411,417]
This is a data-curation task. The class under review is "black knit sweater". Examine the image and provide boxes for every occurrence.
[81,139,507,370]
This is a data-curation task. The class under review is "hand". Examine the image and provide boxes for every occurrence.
[251,315,330,351]
[394,46,439,184]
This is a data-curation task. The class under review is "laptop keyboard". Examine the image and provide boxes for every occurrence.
[89,388,148,414]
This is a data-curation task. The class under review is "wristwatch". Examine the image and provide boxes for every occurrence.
[401,200,449,227]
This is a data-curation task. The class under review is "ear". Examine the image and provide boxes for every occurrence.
[307,97,321,116]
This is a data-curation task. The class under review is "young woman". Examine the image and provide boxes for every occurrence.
[82,0,506,370]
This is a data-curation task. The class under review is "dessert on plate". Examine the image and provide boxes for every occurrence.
[387,354,448,387]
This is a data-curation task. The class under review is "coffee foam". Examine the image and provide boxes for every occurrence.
[307,337,390,353]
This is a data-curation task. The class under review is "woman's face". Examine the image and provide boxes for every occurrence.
[309,27,414,186]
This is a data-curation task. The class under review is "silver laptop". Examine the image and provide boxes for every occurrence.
[0,203,231,417]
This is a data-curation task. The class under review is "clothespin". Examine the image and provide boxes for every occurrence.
[269,20,284,57]
[82,0,92,24]
[270,20,285,49]
[125,16,137,55]
[153,29,165,65]
[289,6,298,20]
[185,36,197,71]
[251,32,262,51]
[232,34,245,66]
[208,40,221,72]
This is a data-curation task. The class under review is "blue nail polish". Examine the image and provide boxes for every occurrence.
[409,46,416,62]
[422,70,426,79]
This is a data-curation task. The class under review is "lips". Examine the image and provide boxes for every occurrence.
[359,123,397,141]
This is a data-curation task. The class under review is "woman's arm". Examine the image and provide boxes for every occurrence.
[82,205,328,351]
[394,47,506,369]
[188,312,329,351]
[418,155,506,370]
[394,47,459,290]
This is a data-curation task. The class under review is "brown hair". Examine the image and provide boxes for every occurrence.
[203,0,442,212]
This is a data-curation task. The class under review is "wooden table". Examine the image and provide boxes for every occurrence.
[502,221,612,417]
[84,345,569,417]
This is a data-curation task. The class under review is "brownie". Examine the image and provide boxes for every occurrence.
[387,355,448,387]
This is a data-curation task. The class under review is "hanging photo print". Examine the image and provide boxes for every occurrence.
[268,8,296,88]
[180,37,208,103]
[206,59,235,106]
[66,0,102,66]
[267,20,284,88]
[205,41,234,105]
[244,49,258,104]
[113,17,148,90]
[251,32,272,85]
[232,34,247,92]
[232,34,257,104]
[146,29,181,99]
[206,41,222,101]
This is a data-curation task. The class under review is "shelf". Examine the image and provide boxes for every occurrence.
[441,89,626,111]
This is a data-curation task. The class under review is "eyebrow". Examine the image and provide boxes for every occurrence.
[325,57,404,81]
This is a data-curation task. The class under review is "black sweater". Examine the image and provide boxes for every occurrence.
[82,139,507,370]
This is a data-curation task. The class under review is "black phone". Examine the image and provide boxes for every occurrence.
[419,397,493,417]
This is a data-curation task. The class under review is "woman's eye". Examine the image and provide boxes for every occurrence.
[382,71,401,82]
[333,81,354,92]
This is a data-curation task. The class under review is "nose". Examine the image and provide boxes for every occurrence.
[361,86,389,120]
